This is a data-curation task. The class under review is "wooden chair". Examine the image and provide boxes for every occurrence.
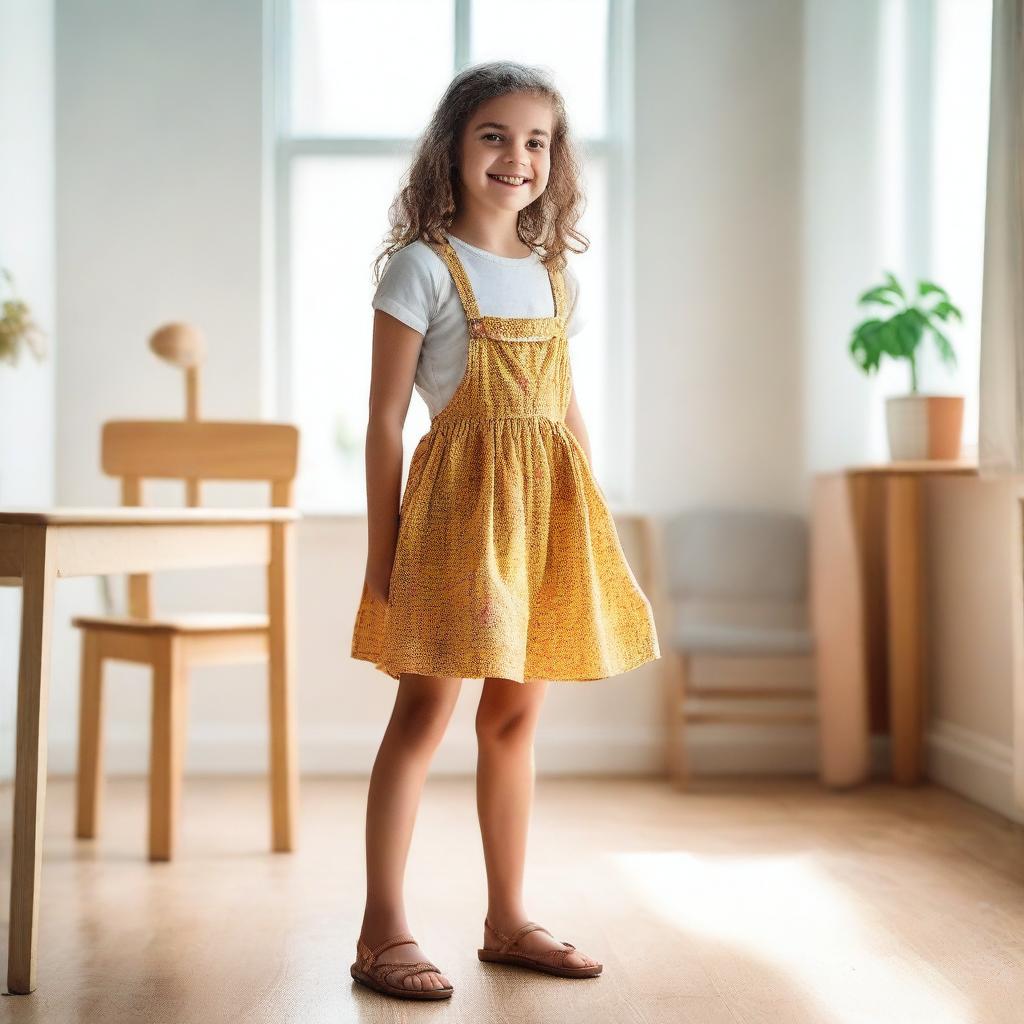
[644,507,818,788]
[72,324,301,860]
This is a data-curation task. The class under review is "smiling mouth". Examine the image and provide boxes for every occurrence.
[487,173,531,187]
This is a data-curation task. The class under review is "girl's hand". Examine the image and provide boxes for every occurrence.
[364,563,394,605]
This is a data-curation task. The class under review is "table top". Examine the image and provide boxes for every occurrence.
[845,459,979,476]
[0,506,300,526]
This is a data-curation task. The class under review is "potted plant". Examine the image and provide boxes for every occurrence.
[0,267,46,367]
[848,270,964,460]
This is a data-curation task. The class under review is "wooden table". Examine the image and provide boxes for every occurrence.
[0,507,300,994]
[811,459,979,788]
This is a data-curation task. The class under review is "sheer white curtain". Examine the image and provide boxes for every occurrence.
[979,0,1024,478]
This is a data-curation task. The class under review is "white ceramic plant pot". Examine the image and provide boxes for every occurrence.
[885,394,964,461]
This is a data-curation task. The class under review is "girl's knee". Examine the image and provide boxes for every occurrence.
[475,678,546,743]
[390,679,459,746]
[475,709,535,745]
[389,699,452,748]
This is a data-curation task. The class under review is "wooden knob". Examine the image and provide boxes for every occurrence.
[148,322,206,369]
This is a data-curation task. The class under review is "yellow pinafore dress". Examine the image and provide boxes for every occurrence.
[351,239,660,684]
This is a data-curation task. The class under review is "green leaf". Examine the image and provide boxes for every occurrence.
[896,314,922,357]
[857,287,898,307]
[883,270,906,301]
[931,299,964,323]
[906,307,931,330]
[876,321,900,358]
[929,323,958,368]
[851,316,885,335]
[918,280,949,300]
[849,317,887,374]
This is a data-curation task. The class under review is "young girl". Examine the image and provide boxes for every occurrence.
[349,61,660,1001]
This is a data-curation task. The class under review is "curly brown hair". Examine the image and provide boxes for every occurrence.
[372,60,590,285]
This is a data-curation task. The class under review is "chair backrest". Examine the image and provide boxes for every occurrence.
[662,506,808,603]
[101,420,300,507]
[100,419,300,618]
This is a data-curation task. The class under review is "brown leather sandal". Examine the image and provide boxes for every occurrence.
[350,932,453,1000]
[477,918,603,978]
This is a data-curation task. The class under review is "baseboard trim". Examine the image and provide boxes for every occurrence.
[5,725,667,779]
[10,723,1005,803]
[926,718,1024,825]
[2,722,829,781]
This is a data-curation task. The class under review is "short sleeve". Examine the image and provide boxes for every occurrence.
[371,243,440,335]
[563,264,586,338]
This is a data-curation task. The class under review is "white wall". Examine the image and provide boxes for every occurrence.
[0,0,56,778]
[56,0,268,506]
[634,0,805,515]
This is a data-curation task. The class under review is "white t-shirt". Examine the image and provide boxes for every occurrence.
[371,231,585,420]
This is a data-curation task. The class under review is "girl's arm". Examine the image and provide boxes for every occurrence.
[363,308,424,603]
[564,383,593,468]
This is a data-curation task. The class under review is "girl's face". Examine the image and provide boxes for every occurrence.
[456,92,554,215]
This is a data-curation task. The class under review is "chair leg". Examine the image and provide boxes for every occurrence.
[664,649,691,789]
[671,651,693,790]
[75,631,104,838]
[149,636,188,862]
[268,522,299,853]
[665,650,679,781]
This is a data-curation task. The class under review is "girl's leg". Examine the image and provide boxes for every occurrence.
[359,671,461,991]
[474,677,597,969]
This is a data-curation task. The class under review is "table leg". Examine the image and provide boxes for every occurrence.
[811,473,872,786]
[267,521,298,852]
[885,474,924,784]
[8,527,55,994]
[1012,498,1024,812]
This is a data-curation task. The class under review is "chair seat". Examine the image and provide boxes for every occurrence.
[71,612,269,635]
[672,599,813,655]
[675,621,814,655]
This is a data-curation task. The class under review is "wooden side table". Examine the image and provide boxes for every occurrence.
[811,459,979,787]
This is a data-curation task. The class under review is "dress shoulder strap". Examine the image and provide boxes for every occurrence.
[548,263,567,321]
[427,240,482,320]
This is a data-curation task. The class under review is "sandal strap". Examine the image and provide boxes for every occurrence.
[483,919,595,967]
[375,960,442,984]
[485,917,552,953]
[507,921,552,950]
[357,931,417,968]
[548,942,579,965]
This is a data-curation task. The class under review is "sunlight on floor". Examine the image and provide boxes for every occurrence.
[611,851,974,1024]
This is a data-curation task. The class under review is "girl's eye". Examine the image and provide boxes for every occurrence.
[481,133,545,150]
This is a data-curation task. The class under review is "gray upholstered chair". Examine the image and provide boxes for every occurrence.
[649,506,818,787]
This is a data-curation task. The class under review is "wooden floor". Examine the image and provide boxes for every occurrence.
[2,775,1024,1023]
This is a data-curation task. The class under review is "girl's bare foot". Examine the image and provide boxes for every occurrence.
[357,934,452,992]
[483,917,599,969]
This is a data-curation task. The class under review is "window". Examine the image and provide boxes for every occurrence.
[928,0,992,453]
[871,0,992,458]
[275,0,631,512]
